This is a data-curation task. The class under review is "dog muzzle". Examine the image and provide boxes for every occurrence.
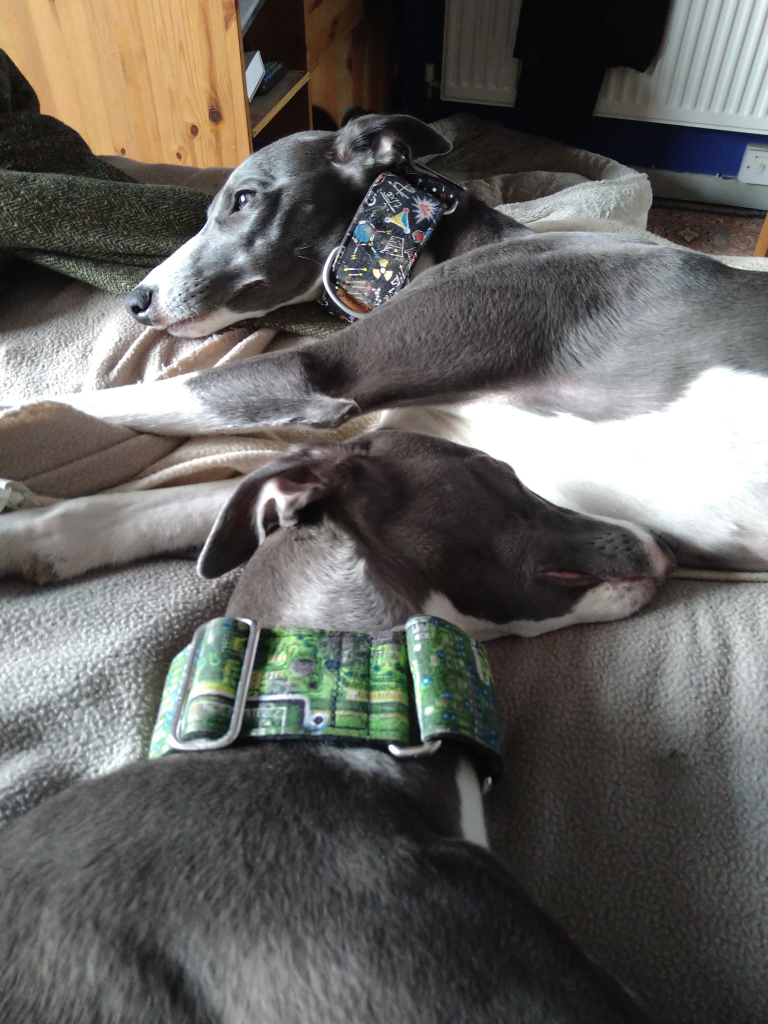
[319,163,464,323]
[149,614,503,783]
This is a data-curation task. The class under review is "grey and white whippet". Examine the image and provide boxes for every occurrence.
[0,430,656,1023]
[26,112,768,576]
[0,431,671,636]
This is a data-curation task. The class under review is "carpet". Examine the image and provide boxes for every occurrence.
[646,198,764,255]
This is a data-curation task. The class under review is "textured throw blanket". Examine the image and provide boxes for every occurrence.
[3,76,768,1024]
[0,50,209,291]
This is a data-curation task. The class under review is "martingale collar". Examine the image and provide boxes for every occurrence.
[149,615,503,781]
[319,162,465,323]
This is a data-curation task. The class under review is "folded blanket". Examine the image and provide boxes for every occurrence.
[0,51,209,291]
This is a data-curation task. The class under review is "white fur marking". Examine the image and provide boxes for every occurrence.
[455,756,488,847]
[164,276,324,339]
[423,578,658,640]
[384,367,768,567]
[48,373,210,434]
[0,480,237,582]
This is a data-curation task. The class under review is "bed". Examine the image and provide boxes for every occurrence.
[2,96,768,1023]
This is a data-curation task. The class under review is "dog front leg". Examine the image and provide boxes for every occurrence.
[50,371,251,436]
[51,349,360,435]
[0,480,238,582]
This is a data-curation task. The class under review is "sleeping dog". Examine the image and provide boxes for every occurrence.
[36,111,768,575]
[0,432,656,1022]
[0,431,670,636]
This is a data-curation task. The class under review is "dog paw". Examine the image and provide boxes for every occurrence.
[307,396,361,428]
[272,396,360,429]
[0,506,94,582]
[12,552,58,585]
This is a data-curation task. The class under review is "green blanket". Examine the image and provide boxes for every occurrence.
[0,51,209,292]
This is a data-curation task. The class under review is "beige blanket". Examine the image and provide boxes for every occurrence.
[2,116,768,1024]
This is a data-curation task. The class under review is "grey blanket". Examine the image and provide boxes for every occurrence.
[0,50,209,291]
[2,117,767,1024]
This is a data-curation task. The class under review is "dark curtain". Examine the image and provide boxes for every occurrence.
[513,0,672,144]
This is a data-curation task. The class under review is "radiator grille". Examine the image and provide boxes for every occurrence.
[595,0,768,133]
[441,0,768,134]
[441,0,523,107]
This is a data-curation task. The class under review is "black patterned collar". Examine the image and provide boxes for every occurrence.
[319,162,464,322]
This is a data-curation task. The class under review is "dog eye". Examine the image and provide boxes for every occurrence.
[233,191,255,212]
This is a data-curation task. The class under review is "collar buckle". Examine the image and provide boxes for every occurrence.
[168,618,261,753]
[321,244,372,320]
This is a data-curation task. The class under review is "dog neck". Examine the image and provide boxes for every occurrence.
[323,178,533,313]
[219,529,495,847]
[427,189,533,263]
[319,743,489,846]
[226,525,413,634]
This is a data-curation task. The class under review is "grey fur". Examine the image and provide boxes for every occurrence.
[176,232,767,430]
[118,114,768,570]
[0,745,652,1023]
[124,115,766,432]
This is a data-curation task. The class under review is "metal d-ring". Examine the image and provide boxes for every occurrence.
[321,245,371,320]
[387,739,443,759]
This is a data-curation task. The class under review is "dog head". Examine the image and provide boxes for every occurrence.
[125,115,451,338]
[198,430,672,639]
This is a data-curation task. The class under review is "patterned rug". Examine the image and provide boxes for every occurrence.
[646,199,765,256]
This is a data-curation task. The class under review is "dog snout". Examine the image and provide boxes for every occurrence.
[125,284,155,323]
[541,518,675,587]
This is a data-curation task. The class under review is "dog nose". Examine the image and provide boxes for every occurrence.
[125,284,154,322]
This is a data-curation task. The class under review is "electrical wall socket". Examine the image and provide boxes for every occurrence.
[738,144,768,185]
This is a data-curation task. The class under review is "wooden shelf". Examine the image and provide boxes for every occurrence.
[1,0,390,166]
[249,70,309,137]
[239,0,268,36]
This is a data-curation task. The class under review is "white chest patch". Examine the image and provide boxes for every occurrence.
[454,756,488,847]
[384,367,768,567]
[423,578,658,640]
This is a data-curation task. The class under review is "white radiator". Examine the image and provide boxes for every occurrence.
[441,0,523,107]
[441,0,768,134]
[595,0,768,133]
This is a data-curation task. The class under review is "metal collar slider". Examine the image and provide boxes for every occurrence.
[169,618,260,752]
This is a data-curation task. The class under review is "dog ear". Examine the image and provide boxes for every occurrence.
[340,105,368,127]
[197,446,350,578]
[333,114,451,174]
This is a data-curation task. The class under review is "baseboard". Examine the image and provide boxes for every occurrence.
[637,168,768,210]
